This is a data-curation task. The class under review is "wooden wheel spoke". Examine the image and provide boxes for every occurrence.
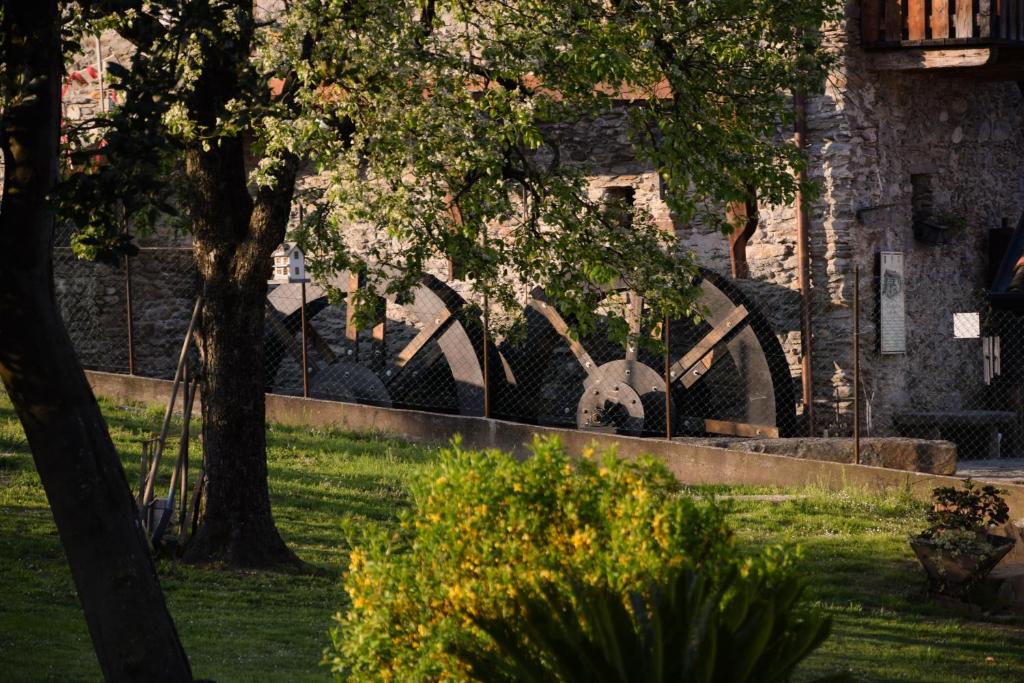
[668,305,748,385]
[391,308,453,371]
[679,340,729,389]
[305,322,338,365]
[265,306,316,370]
[528,289,597,373]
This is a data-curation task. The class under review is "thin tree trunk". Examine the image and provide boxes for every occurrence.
[0,3,192,680]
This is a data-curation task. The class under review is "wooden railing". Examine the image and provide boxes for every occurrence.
[862,0,1024,47]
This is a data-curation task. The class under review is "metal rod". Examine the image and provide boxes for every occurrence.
[141,295,202,509]
[125,253,135,375]
[664,315,672,440]
[795,89,816,436]
[179,409,189,542]
[480,222,491,419]
[138,441,149,506]
[482,292,491,419]
[153,372,197,545]
[853,264,861,465]
[301,279,309,398]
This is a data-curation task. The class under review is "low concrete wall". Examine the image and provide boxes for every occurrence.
[690,437,956,476]
[85,370,1024,520]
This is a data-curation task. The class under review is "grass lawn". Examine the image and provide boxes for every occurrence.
[1,395,1023,681]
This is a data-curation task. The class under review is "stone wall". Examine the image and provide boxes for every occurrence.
[805,14,1024,436]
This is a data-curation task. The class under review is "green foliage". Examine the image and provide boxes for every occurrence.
[923,479,1009,537]
[452,563,840,683]
[58,0,840,338]
[325,437,828,681]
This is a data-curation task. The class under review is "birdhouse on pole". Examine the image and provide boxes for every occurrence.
[271,242,306,283]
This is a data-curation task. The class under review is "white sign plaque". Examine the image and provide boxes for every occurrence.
[879,252,906,354]
[953,312,980,339]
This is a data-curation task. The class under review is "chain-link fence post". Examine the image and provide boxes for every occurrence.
[853,264,861,464]
[124,253,135,375]
[300,279,309,398]
[663,314,672,440]
[483,292,491,419]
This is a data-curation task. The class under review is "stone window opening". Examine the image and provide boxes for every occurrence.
[601,186,636,230]
[911,173,958,245]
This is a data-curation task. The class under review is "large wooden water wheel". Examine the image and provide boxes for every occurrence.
[499,268,796,437]
[264,273,509,415]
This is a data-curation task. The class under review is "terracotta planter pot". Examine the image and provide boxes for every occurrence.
[909,534,1015,597]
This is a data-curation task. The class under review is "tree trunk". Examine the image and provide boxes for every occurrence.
[182,245,299,567]
[0,4,192,680]
[178,103,300,568]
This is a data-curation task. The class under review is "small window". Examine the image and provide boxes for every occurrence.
[601,186,636,230]
[294,267,300,275]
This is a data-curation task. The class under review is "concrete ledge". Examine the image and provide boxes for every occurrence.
[85,370,1024,520]
[688,437,957,476]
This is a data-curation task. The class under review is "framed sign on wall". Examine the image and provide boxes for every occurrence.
[879,251,906,354]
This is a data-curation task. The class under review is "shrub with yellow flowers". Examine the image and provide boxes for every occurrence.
[324,436,802,681]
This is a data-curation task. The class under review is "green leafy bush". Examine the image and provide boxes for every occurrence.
[453,563,836,683]
[325,437,830,681]
[924,479,1008,535]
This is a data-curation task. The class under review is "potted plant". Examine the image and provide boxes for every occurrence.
[910,479,1015,598]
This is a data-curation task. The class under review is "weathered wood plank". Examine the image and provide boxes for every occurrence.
[907,0,927,40]
[979,0,992,39]
[668,305,748,383]
[884,0,902,41]
[704,419,780,439]
[955,0,974,38]
[862,0,881,44]
[865,47,995,70]
[931,0,950,40]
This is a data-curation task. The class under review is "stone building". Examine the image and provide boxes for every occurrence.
[50,5,1024,454]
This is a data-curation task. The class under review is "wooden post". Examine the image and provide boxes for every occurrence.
[884,0,902,41]
[346,271,361,345]
[300,279,309,398]
[932,0,950,39]
[907,0,926,41]
[853,265,861,465]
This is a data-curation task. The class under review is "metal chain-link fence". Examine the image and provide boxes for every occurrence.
[53,243,1024,464]
[883,307,1023,461]
[54,225,199,379]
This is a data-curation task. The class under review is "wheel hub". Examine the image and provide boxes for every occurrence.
[576,360,674,435]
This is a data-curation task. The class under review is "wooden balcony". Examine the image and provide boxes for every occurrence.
[862,1,1024,75]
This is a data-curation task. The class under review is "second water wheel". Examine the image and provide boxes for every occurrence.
[500,268,795,437]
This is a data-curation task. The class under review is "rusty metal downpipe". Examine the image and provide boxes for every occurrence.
[795,91,816,435]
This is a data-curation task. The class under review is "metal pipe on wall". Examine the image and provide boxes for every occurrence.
[795,90,816,435]
[853,265,861,464]
[125,253,135,375]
